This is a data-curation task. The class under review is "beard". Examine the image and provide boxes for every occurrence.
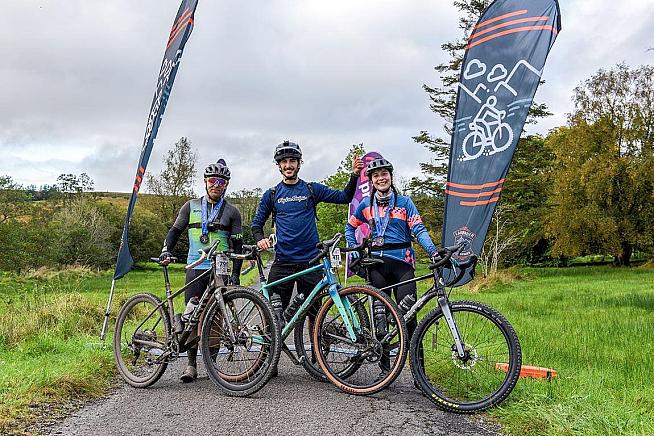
[206,187,223,202]
[280,165,300,180]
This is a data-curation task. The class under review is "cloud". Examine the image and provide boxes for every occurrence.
[1,0,653,195]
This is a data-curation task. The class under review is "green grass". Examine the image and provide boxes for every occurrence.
[1,262,652,434]
[444,266,654,435]
[341,265,654,434]
[0,260,264,433]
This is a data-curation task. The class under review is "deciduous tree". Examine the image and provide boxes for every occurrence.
[145,136,197,225]
[316,144,366,240]
[546,64,654,265]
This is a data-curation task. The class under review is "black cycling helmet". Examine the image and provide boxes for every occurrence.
[274,140,302,163]
[204,160,231,180]
[365,157,393,177]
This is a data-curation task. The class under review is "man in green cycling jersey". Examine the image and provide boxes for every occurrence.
[159,159,243,383]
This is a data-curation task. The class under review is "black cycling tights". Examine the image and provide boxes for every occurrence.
[368,256,417,336]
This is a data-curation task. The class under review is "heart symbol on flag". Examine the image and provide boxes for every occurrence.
[464,59,486,80]
[488,64,508,82]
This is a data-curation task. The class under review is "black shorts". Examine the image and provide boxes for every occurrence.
[184,268,212,304]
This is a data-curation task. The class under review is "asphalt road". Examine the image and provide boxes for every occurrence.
[46,355,499,436]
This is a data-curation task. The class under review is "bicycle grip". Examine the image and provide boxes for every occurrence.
[308,249,326,266]
[446,255,479,286]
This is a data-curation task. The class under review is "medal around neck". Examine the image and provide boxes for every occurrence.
[201,195,223,245]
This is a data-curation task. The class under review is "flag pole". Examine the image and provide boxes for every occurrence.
[100,279,117,340]
[344,255,349,286]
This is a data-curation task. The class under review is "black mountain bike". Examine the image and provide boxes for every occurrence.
[113,242,281,397]
[349,240,522,413]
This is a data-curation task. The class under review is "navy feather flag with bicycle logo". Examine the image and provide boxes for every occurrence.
[102,0,199,339]
[442,0,561,285]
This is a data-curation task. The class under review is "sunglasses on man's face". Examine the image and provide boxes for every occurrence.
[206,177,227,186]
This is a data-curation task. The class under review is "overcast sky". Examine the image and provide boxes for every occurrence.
[1,0,653,194]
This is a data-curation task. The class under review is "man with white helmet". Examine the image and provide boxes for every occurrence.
[159,159,243,383]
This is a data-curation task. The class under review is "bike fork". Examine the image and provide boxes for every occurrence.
[437,296,466,358]
[214,288,238,343]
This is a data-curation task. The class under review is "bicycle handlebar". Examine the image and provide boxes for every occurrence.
[185,240,267,270]
[308,233,343,265]
[341,239,368,253]
[150,256,178,264]
[429,244,461,270]
[445,254,478,286]
[185,239,221,270]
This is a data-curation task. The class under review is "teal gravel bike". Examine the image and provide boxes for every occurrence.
[249,233,409,395]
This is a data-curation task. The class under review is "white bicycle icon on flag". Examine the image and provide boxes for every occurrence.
[461,96,514,161]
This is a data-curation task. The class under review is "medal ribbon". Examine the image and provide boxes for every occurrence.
[201,196,224,240]
[372,193,394,242]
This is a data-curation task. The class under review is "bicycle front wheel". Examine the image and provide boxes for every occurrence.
[293,291,369,382]
[313,285,408,395]
[201,286,281,397]
[410,300,521,413]
[113,292,171,388]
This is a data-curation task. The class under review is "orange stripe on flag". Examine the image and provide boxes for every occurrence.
[446,179,505,190]
[470,16,550,40]
[467,25,558,49]
[167,18,193,49]
[460,197,500,207]
[475,9,527,29]
[169,9,192,39]
[446,187,503,198]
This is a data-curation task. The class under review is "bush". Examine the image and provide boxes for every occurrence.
[51,198,114,268]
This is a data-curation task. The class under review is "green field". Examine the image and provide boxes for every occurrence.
[450,266,654,434]
[1,264,653,434]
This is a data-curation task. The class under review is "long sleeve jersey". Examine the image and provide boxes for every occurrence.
[163,197,243,272]
[345,194,437,268]
[251,175,357,263]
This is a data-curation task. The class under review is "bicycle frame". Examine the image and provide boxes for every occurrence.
[373,266,467,358]
[130,261,239,359]
[248,250,363,364]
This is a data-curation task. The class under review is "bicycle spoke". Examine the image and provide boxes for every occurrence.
[202,288,280,395]
[414,302,519,410]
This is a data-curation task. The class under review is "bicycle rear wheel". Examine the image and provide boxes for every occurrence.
[410,300,521,413]
[313,285,408,395]
[293,292,369,382]
[113,293,170,388]
[201,286,281,397]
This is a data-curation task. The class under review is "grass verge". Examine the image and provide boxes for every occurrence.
[2,260,651,434]
[0,259,264,434]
